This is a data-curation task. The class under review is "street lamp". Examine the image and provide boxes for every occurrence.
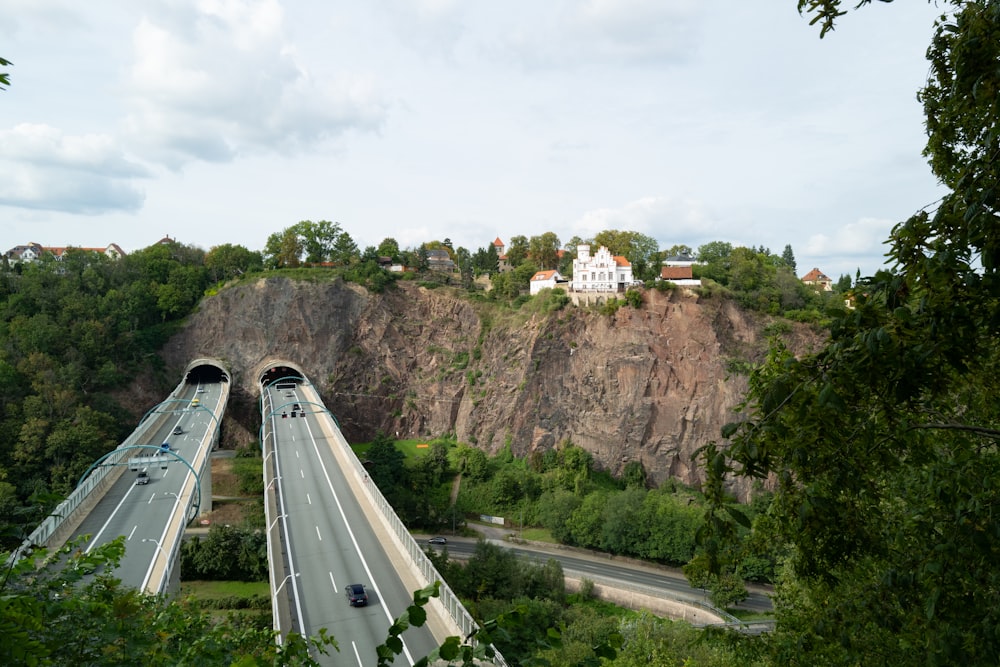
[266,476,282,491]
[268,513,287,532]
[143,538,165,556]
[273,572,301,601]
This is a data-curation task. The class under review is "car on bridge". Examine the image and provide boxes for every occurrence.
[345,583,368,607]
[135,471,150,485]
[172,425,183,435]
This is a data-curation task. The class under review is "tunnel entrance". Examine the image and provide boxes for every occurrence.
[260,365,304,389]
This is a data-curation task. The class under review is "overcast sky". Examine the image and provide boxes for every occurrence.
[2,0,947,280]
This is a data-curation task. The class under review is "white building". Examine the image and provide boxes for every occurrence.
[571,245,632,292]
[529,269,565,295]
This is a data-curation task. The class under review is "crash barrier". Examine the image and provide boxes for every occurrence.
[299,384,508,667]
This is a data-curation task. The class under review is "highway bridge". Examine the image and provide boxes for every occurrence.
[14,356,766,664]
[14,358,228,593]
[257,361,468,665]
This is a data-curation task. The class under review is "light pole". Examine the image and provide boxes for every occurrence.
[273,572,300,601]
[143,538,165,556]
[268,513,287,532]
[266,476,282,491]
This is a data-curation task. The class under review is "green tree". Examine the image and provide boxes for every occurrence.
[377,237,400,260]
[0,56,10,90]
[780,243,796,272]
[528,232,561,270]
[505,235,530,268]
[204,243,262,281]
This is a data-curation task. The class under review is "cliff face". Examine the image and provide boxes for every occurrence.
[161,277,818,499]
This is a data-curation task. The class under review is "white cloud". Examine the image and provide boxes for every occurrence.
[571,196,714,241]
[0,124,146,214]
[123,0,388,168]
[802,217,897,276]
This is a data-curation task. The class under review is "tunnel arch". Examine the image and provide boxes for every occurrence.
[184,358,230,385]
[255,358,308,393]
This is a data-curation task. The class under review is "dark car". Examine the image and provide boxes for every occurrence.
[345,583,368,607]
[427,536,447,545]
[172,425,183,435]
[135,471,150,485]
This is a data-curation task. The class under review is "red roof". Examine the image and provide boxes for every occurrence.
[531,270,560,281]
[801,267,830,282]
[493,237,504,247]
[613,255,630,267]
[661,266,693,280]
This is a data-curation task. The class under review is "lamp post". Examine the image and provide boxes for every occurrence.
[143,537,165,556]
[266,476,282,491]
[273,572,300,601]
[268,513,287,532]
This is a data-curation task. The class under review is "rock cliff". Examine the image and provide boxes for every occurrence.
[161,277,819,499]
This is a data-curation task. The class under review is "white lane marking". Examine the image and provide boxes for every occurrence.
[127,525,137,541]
[351,641,363,667]
[306,493,312,505]
[300,469,304,479]
[303,418,418,666]
[295,450,300,459]
[329,571,338,592]
[147,493,155,504]
[271,397,307,634]
[86,478,138,553]
[316,525,322,541]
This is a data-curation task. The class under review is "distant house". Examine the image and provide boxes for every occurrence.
[529,269,566,295]
[571,245,632,292]
[659,265,701,286]
[801,267,833,291]
[425,248,456,272]
[662,252,696,267]
[4,242,126,265]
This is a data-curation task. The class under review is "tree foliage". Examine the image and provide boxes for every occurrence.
[1,538,337,665]
[695,3,1000,663]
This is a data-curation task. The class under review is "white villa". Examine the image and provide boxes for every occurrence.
[571,245,632,292]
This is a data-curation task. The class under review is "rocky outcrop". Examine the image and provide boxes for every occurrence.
[161,277,820,499]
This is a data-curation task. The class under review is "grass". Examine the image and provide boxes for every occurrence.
[351,437,458,464]
[519,527,555,543]
[180,580,269,599]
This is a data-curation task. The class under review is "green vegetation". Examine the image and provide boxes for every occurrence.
[0,538,337,665]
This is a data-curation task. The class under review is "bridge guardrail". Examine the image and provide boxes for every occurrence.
[301,385,507,666]
[6,379,186,565]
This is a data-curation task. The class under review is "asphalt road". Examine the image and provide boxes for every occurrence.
[424,534,774,615]
[70,382,221,591]
[268,384,438,667]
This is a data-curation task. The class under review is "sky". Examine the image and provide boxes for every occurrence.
[1,0,949,280]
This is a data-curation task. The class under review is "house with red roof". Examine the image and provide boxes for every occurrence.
[529,269,566,295]
[801,267,833,291]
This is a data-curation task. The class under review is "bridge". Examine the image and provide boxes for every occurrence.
[13,358,489,666]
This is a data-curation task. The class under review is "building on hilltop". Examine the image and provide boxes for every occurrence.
[801,267,833,291]
[659,265,701,286]
[493,237,511,273]
[571,245,632,292]
[529,269,566,295]
[425,248,456,272]
[4,242,126,265]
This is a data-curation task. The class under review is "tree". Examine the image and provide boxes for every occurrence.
[377,237,400,260]
[505,235,529,268]
[0,56,10,90]
[780,244,796,272]
[528,232,561,270]
[694,5,1000,663]
[263,227,303,268]
[204,243,262,281]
